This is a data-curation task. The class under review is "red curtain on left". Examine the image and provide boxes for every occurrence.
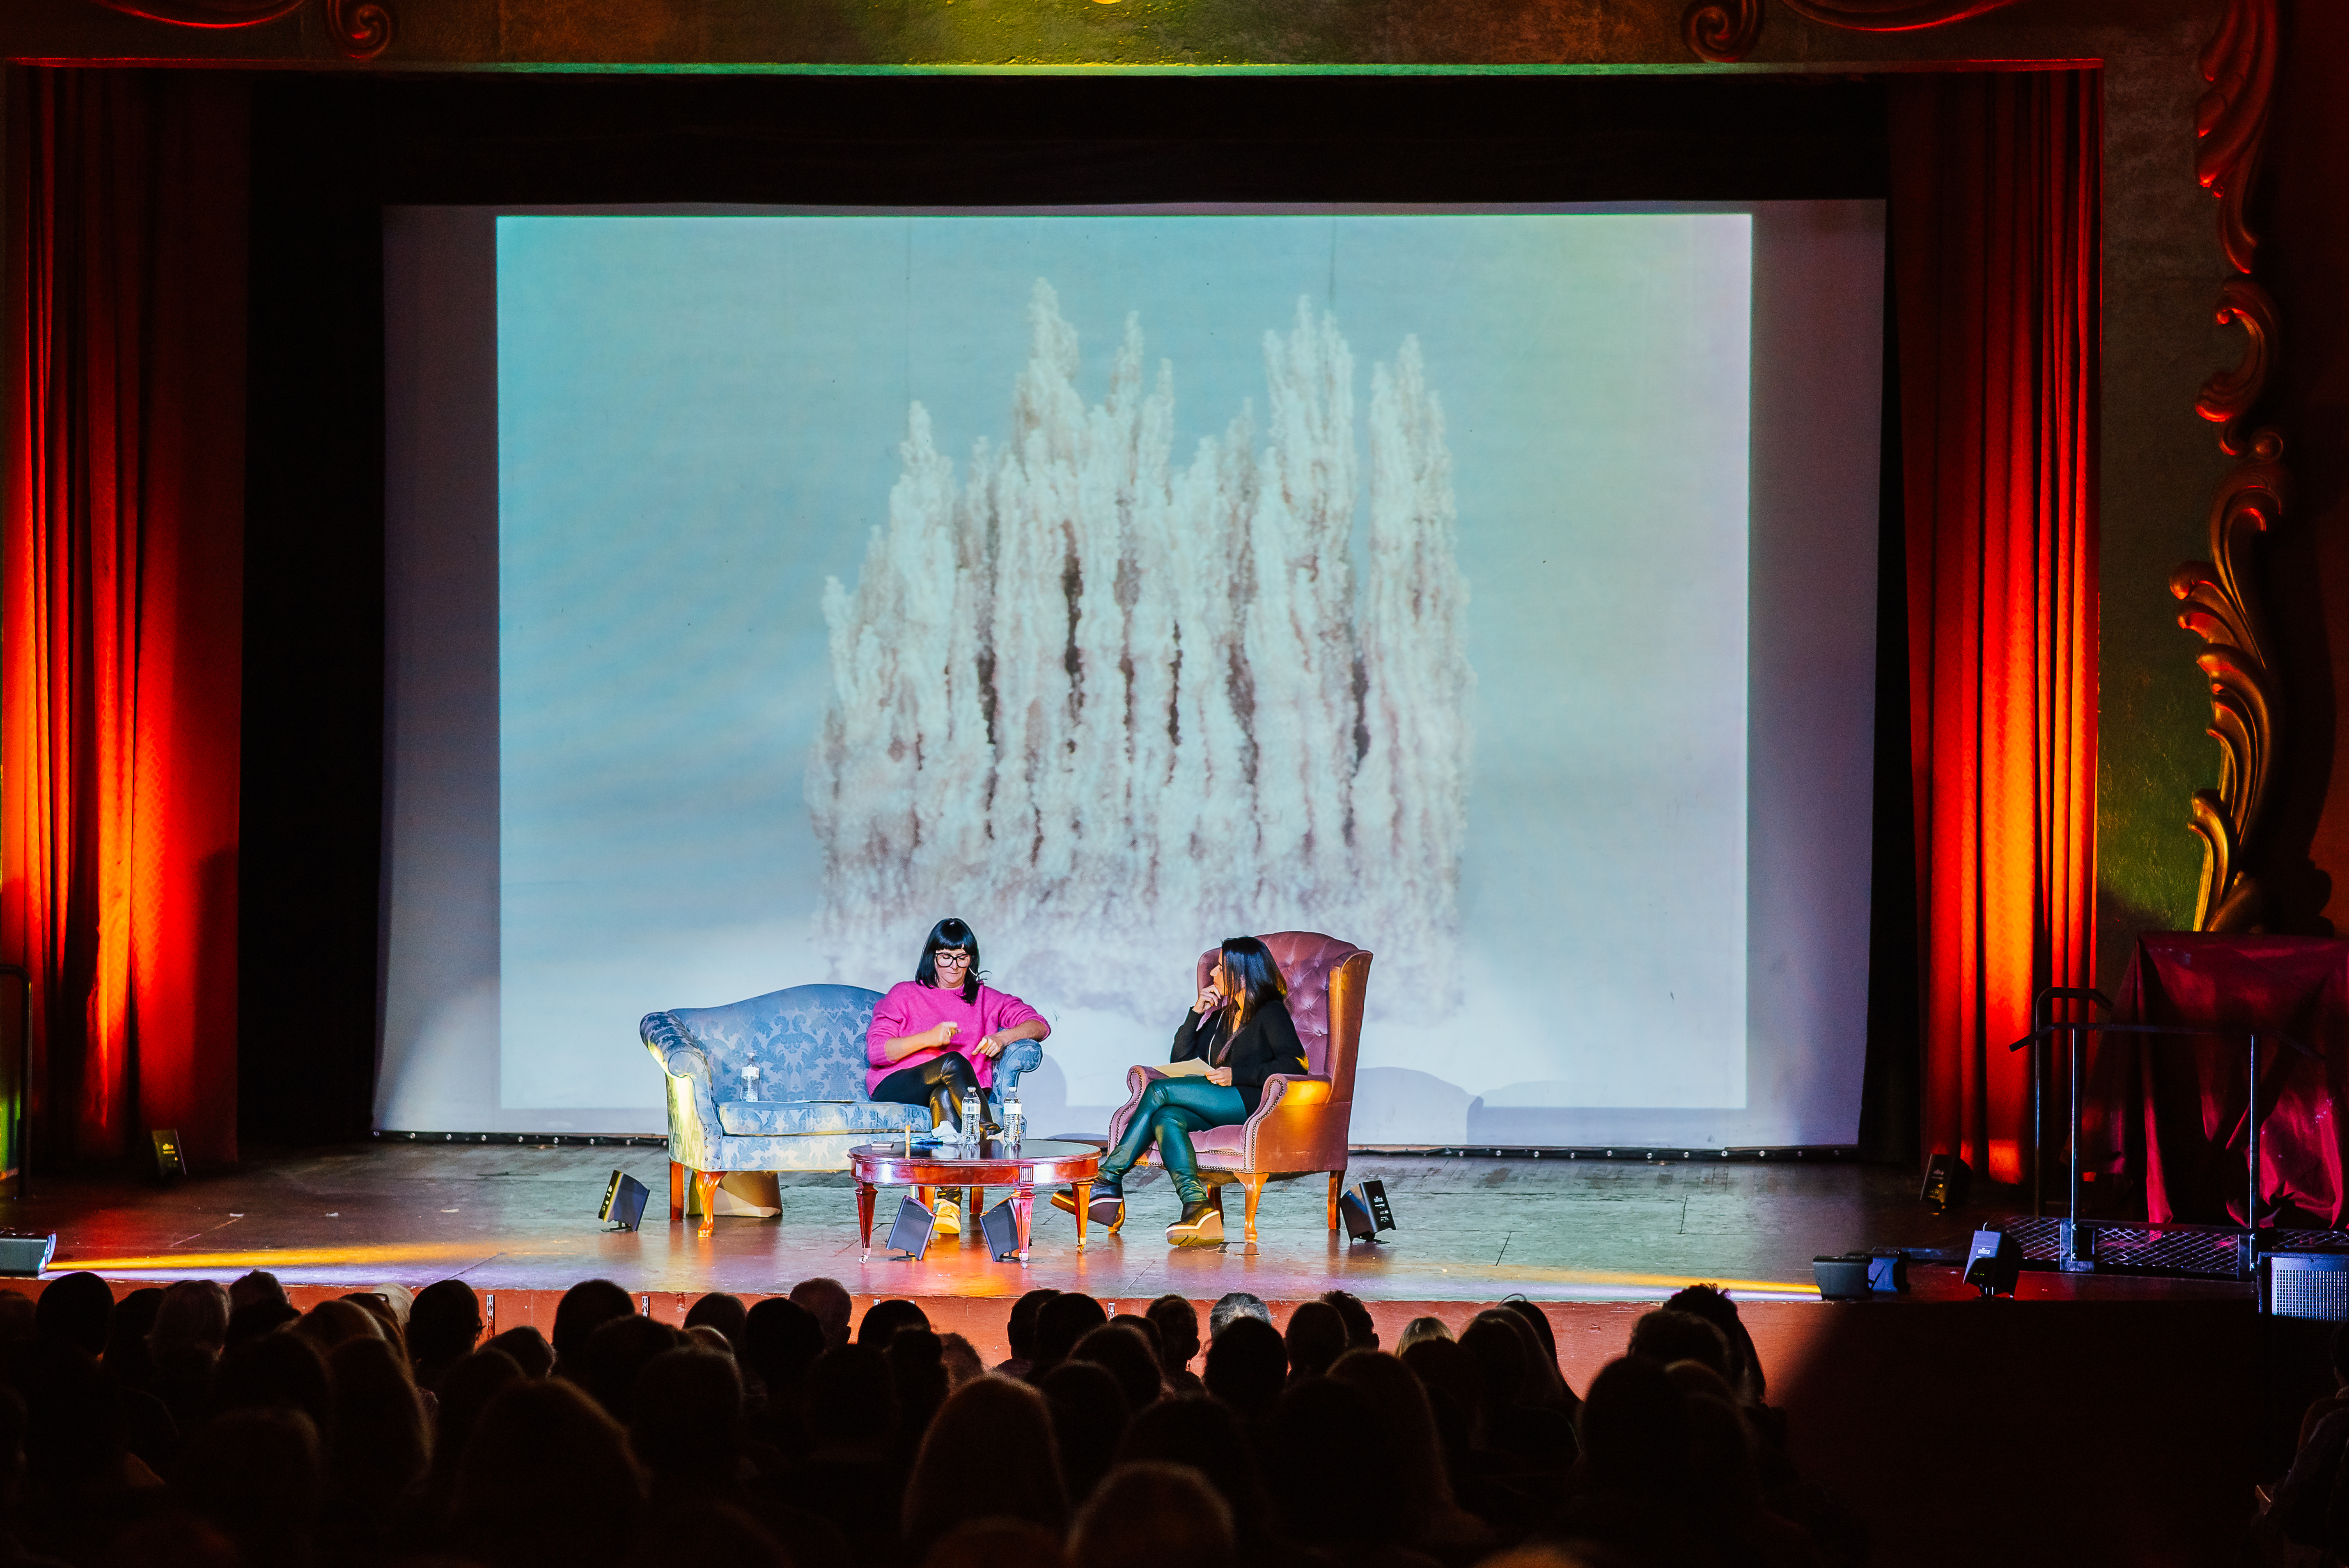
[2,70,248,1168]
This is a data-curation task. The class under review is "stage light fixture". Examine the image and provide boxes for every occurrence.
[884,1194,937,1260]
[599,1169,649,1231]
[0,1234,55,1277]
[1812,1254,1872,1300]
[1920,1153,1970,1212]
[1963,1227,2021,1297]
[979,1198,1022,1261]
[2265,1252,2349,1320]
[1338,1179,1397,1242]
[150,1129,187,1184]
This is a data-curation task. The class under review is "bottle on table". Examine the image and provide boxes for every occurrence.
[961,1085,981,1150]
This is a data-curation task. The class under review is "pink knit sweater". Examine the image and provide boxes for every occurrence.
[866,981,1046,1094]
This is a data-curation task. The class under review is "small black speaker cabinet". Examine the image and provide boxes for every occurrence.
[1813,1255,1873,1300]
[599,1169,649,1231]
[1964,1227,2022,1297]
[1867,1251,1910,1294]
[979,1198,1022,1261]
[1921,1153,1971,1212]
[885,1194,937,1260]
[1356,1179,1396,1232]
[150,1129,187,1183]
[1338,1191,1379,1242]
[0,1234,54,1277]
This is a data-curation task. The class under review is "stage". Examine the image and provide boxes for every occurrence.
[0,1143,2270,1566]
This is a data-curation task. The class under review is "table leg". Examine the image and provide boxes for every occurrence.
[856,1181,876,1260]
[970,1187,986,1243]
[1014,1182,1035,1263]
[1073,1179,1091,1252]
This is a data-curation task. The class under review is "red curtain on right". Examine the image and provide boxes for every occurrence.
[1890,71,2101,1187]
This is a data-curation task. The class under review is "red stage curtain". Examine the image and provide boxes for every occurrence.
[1890,71,2101,1186]
[2,71,247,1167]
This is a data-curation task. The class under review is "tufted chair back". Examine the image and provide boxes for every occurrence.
[667,983,882,1103]
[1195,932,1369,1102]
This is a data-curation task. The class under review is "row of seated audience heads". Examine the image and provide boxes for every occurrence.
[0,1268,1865,1568]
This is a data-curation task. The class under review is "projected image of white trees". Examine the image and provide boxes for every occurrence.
[807,281,1471,1020]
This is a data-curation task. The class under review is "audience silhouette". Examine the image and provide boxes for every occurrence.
[0,1268,1879,1568]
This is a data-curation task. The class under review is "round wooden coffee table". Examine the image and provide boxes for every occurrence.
[850,1137,1104,1262]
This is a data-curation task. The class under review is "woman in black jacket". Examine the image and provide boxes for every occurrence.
[1065,936,1306,1247]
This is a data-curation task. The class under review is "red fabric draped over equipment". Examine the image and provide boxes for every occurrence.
[2,71,247,1167]
[1890,71,2101,1186]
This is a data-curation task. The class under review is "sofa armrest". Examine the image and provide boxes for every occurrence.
[641,1012,722,1163]
[1252,1073,1331,1113]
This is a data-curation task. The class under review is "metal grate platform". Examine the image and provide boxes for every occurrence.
[1996,1214,2349,1279]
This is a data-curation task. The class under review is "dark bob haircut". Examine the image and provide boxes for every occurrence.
[915,918,982,1003]
[1216,936,1287,1024]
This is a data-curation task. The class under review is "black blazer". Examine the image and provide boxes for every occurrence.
[1170,1000,1308,1116]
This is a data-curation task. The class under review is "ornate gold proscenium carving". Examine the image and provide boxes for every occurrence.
[323,0,391,57]
[1682,0,1764,62]
[2196,275,2278,459]
[2177,0,2285,933]
[2174,433,2287,932]
[2195,0,2279,276]
[81,0,390,55]
[1678,0,2025,58]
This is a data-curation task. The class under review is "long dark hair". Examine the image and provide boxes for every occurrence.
[1216,936,1287,1026]
[915,917,982,1003]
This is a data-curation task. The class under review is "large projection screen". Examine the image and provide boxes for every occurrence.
[379,202,1884,1148]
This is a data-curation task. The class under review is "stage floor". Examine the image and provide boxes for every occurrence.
[6,1141,2245,1305]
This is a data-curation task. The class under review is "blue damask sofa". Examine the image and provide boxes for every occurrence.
[641,981,1043,1232]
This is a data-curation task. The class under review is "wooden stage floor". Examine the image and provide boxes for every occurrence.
[0,1143,2276,1566]
[9,1142,2134,1301]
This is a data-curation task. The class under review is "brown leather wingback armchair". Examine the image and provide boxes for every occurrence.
[1103,931,1371,1252]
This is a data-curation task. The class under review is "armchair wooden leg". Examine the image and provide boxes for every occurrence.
[670,1161,686,1224]
[1327,1171,1342,1231]
[693,1170,721,1238]
[1239,1173,1266,1254]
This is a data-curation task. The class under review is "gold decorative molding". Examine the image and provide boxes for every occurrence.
[1682,0,1763,62]
[323,0,390,57]
[81,0,390,55]
[1677,0,2025,60]
[2173,434,2287,933]
[2195,275,2278,460]
[2177,0,2284,933]
[2195,0,2279,277]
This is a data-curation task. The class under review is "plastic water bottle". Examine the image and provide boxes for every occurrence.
[1003,1089,1024,1150]
[960,1085,981,1149]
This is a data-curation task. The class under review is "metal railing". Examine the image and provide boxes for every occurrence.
[2009,987,2313,1273]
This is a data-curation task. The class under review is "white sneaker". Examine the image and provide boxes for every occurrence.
[934,1197,962,1236]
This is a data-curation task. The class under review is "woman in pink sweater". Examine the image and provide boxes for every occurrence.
[868,918,1050,1234]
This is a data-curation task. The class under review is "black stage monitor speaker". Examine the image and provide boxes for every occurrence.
[1868,1251,1910,1294]
[151,1129,187,1183]
[1357,1179,1396,1232]
[1339,1190,1378,1242]
[2266,1252,2349,1319]
[0,1234,54,1277]
[885,1195,936,1260]
[599,1169,649,1231]
[1813,1255,1872,1301]
[979,1198,1022,1261]
[1964,1227,2022,1297]
[1920,1153,1970,1212]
